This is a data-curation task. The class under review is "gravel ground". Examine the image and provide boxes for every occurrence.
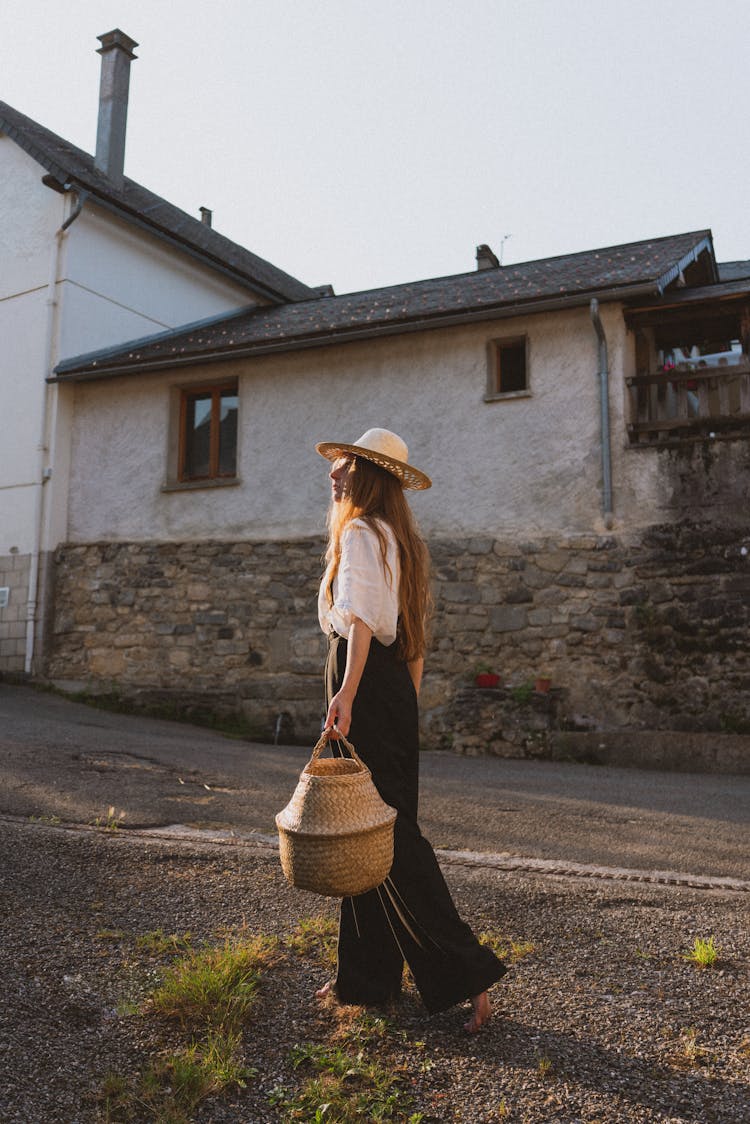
[1,819,748,1124]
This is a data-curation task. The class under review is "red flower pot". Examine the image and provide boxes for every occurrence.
[475,672,500,688]
[534,677,551,694]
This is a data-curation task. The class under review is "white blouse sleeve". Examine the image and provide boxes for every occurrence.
[329,521,399,645]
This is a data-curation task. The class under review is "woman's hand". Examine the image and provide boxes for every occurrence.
[325,688,354,737]
[325,617,373,739]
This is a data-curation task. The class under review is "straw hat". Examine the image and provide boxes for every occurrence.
[316,427,432,490]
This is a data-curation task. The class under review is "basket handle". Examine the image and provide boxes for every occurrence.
[310,727,368,770]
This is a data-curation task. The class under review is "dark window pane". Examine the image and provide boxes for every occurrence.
[218,393,238,475]
[498,343,526,392]
[184,394,212,478]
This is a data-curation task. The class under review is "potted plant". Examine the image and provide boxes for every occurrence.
[474,664,501,688]
[534,673,552,694]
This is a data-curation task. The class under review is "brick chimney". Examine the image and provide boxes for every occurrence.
[95,29,138,189]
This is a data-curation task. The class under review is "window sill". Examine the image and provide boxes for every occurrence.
[161,477,241,493]
[484,389,532,403]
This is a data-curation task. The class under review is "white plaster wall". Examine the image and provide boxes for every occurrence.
[0,132,266,560]
[0,139,62,300]
[58,205,259,361]
[68,302,662,543]
[0,142,64,549]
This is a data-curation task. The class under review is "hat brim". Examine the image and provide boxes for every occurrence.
[316,441,432,490]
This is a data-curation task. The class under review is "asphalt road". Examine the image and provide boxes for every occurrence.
[1,683,748,879]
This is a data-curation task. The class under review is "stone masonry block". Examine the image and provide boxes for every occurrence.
[489,606,528,632]
[570,615,601,632]
[442,583,481,604]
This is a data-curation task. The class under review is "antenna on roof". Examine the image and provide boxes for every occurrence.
[498,234,512,265]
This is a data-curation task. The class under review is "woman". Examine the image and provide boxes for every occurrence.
[315,427,506,1033]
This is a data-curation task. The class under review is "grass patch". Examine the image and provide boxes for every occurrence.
[682,935,720,968]
[271,1011,423,1122]
[136,929,194,957]
[99,933,276,1121]
[149,935,278,1031]
[271,1043,421,1122]
[285,915,338,968]
[100,1030,254,1123]
[480,929,536,964]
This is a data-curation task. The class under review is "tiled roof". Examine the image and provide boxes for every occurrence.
[0,100,315,303]
[54,230,716,380]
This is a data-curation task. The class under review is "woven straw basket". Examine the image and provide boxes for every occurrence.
[275,731,397,898]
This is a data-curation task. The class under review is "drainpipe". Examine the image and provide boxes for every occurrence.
[25,188,86,674]
[590,298,614,529]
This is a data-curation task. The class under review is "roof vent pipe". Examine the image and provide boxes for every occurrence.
[200,206,213,227]
[94,29,138,190]
[476,244,500,270]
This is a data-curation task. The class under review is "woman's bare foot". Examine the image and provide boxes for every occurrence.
[464,991,491,1033]
[315,981,333,1000]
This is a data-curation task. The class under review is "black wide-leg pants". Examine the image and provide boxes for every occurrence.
[325,633,506,1015]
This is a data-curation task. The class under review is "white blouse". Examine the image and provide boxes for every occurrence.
[318,518,400,646]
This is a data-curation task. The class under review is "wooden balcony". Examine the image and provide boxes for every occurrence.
[626,361,750,445]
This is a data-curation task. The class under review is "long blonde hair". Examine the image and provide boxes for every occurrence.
[324,455,431,661]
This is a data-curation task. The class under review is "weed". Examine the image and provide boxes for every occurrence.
[273,1042,417,1122]
[100,1030,253,1123]
[95,929,126,942]
[285,915,338,968]
[682,935,720,968]
[510,682,534,705]
[332,1010,397,1047]
[668,1027,716,1069]
[115,998,140,1017]
[536,1054,553,1079]
[149,935,277,1031]
[137,928,194,956]
[28,814,61,825]
[719,712,750,735]
[480,930,536,964]
[99,934,274,1120]
[93,805,125,831]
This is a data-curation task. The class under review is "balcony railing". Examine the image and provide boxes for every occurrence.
[626,361,750,445]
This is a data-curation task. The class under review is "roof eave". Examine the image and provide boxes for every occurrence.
[654,233,717,292]
[52,280,659,383]
[51,180,306,305]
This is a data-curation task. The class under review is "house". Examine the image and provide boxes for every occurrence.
[3,31,749,759]
[0,29,316,677]
[48,228,750,752]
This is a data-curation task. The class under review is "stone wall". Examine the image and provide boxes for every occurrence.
[45,522,750,750]
[46,540,328,741]
[0,552,29,674]
[424,524,750,746]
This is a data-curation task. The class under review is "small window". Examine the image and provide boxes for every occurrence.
[486,336,529,399]
[179,382,238,482]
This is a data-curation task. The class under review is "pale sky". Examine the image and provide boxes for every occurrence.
[5,0,749,294]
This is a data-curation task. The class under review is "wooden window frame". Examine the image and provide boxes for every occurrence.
[484,335,530,402]
[178,381,238,483]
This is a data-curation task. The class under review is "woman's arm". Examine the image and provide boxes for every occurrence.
[324,616,373,736]
[407,657,424,698]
